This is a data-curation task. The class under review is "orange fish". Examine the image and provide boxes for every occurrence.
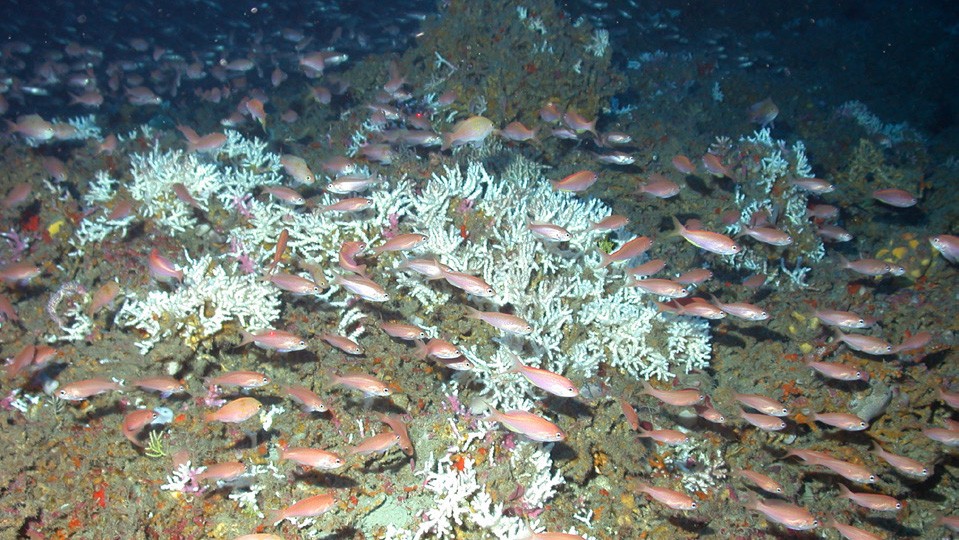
[204,397,262,423]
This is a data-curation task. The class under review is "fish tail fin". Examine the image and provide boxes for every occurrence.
[598,250,614,269]
[666,216,684,239]
[238,329,255,347]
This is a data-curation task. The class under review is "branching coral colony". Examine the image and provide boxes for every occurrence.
[68,131,710,537]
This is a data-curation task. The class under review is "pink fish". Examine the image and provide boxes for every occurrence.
[695,404,725,424]
[586,215,629,232]
[550,170,598,192]
[465,307,532,334]
[0,261,41,283]
[891,331,932,353]
[372,233,428,254]
[262,186,305,205]
[701,153,730,177]
[441,116,494,150]
[811,308,869,329]
[871,441,929,478]
[628,278,688,298]
[924,427,959,446]
[562,110,597,135]
[803,357,866,381]
[147,249,182,283]
[2,182,31,209]
[743,494,818,530]
[619,397,640,430]
[628,259,667,277]
[939,387,959,409]
[730,469,782,494]
[637,427,688,445]
[484,407,565,442]
[280,154,314,184]
[635,174,681,198]
[319,333,364,355]
[266,273,322,296]
[930,234,959,263]
[825,517,883,540]
[811,411,868,431]
[58,377,123,401]
[738,225,792,246]
[671,155,696,174]
[376,413,414,455]
[378,321,426,341]
[338,240,367,275]
[88,281,121,316]
[238,329,307,352]
[204,371,270,389]
[327,370,392,397]
[333,274,389,302]
[267,493,336,524]
[397,258,450,279]
[669,217,740,255]
[245,98,267,128]
[499,121,538,141]
[796,452,878,483]
[833,328,893,355]
[791,177,834,193]
[711,296,769,321]
[186,132,227,153]
[640,380,704,406]
[132,376,186,397]
[414,338,462,360]
[631,480,697,510]
[509,354,578,397]
[121,409,158,446]
[7,114,56,140]
[281,385,328,412]
[806,204,839,219]
[279,447,344,469]
[349,431,401,455]
[872,188,917,208]
[317,197,372,213]
[737,408,786,431]
[747,98,778,127]
[527,221,572,242]
[732,392,788,416]
[441,269,495,297]
[539,102,561,123]
[204,397,262,423]
[817,224,853,242]
[675,268,713,285]
[599,236,653,268]
[837,484,900,511]
[5,345,35,381]
[194,462,246,483]
[838,254,890,276]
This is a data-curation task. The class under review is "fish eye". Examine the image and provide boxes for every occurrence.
[859,422,867,428]
[868,475,876,482]
[896,503,902,509]
[690,502,697,508]
[775,487,782,493]
[781,408,789,415]
[298,340,306,345]
[732,245,740,252]
[313,287,320,292]
[486,288,494,294]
